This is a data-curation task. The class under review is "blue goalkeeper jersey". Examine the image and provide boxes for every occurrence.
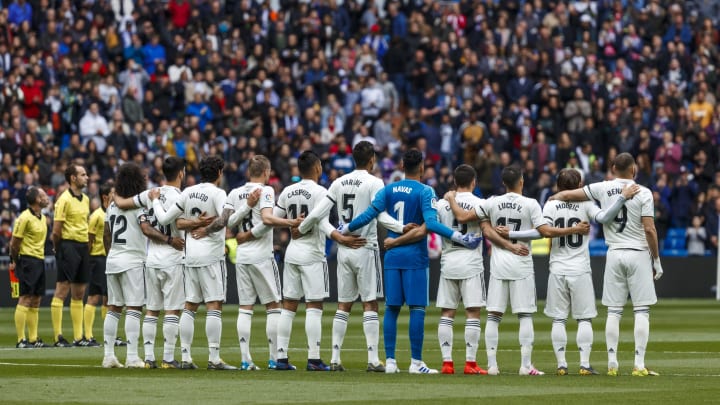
[348,179,454,270]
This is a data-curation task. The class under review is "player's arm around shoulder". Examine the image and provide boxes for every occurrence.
[443,190,478,224]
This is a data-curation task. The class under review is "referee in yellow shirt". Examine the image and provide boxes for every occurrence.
[11,187,51,348]
[83,181,115,347]
[51,164,91,347]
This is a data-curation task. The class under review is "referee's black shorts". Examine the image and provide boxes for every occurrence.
[88,255,107,296]
[56,240,90,284]
[17,256,46,296]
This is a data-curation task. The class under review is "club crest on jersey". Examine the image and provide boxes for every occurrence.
[264,193,273,202]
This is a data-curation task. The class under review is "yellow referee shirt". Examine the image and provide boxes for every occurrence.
[12,209,47,260]
[88,207,106,256]
[54,189,90,243]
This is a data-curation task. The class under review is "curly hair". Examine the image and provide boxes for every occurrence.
[200,156,225,183]
[114,163,147,198]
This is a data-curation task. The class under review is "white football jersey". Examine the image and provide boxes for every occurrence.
[583,179,653,250]
[481,192,545,280]
[135,186,185,267]
[277,179,329,265]
[227,182,275,264]
[176,182,227,267]
[326,169,385,249]
[105,203,147,274]
[436,192,484,279]
[543,200,601,276]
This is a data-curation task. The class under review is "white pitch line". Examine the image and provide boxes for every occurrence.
[0,361,101,368]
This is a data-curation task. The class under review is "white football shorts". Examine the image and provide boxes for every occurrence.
[544,272,597,320]
[602,249,657,307]
[236,258,282,305]
[107,266,145,307]
[336,247,383,303]
[486,273,537,314]
[436,272,486,310]
[145,264,185,311]
[184,261,227,304]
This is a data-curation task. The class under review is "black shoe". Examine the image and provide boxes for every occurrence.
[73,338,89,347]
[29,339,51,348]
[16,339,30,348]
[306,359,330,371]
[85,337,100,347]
[54,335,72,348]
[180,361,199,370]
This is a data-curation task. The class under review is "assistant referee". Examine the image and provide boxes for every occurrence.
[51,164,91,347]
[11,187,51,348]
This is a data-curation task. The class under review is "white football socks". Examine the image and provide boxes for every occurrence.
[577,319,593,368]
[206,310,222,363]
[363,311,380,365]
[606,307,623,368]
[180,309,195,363]
[306,308,323,360]
[465,318,481,363]
[551,319,568,368]
[125,310,142,362]
[438,317,454,362]
[276,309,295,360]
[142,315,158,362]
[163,315,179,363]
[634,307,650,370]
[103,311,120,357]
[237,309,253,363]
[266,309,281,362]
[331,310,349,364]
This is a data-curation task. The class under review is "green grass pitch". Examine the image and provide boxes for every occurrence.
[0,299,719,404]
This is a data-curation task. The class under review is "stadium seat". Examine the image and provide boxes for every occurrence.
[661,249,689,257]
[664,237,686,249]
[588,239,606,249]
[667,228,687,239]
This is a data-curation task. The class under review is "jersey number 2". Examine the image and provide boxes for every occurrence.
[108,214,128,244]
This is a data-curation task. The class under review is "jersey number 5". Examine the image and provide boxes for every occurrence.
[341,194,355,223]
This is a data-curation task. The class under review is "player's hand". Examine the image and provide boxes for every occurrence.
[495,225,510,239]
[384,237,398,250]
[621,184,641,200]
[337,234,366,249]
[191,227,208,239]
[169,236,185,251]
[247,188,261,207]
[443,190,457,201]
[548,194,557,201]
[288,214,304,228]
[652,257,663,280]
[198,212,216,227]
[508,243,529,256]
[290,226,302,239]
[574,221,591,235]
[451,231,482,249]
[236,231,253,245]
[403,223,419,234]
[148,188,161,201]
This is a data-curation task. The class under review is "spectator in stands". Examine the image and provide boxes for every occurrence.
[687,216,708,256]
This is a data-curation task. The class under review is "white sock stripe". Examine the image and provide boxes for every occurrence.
[439,317,454,326]
[466,319,481,327]
[517,313,533,319]
[306,308,323,314]
[633,306,650,314]
[107,311,121,320]
[608,307,623,316]
[164,315,180,323]
[577,319,592,324]
[239,309,253,316]
[553,318,567,324]
[266,309,281,315]
[126,310,142,319]
[487,314,502,322]
[183,309,196,318]
[363,314,379,321]
[144,316,159,323]
[207,310,222,318]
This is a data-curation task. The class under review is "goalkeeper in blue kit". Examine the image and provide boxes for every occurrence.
[345,149,481,374]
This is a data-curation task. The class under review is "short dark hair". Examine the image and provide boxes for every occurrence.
[402,149,424,175]
[247,155,270,178]
[501,165,523,188]
[454,164,477,188]
[199,156,225,183]
[352,141,375,167]
[163,156,185,182]
[99,180,114,198]
[556,168,581,192]
[115,163,147,198]
[297,150,320,176]
[26,186,40,205]
[64,164,84,183]
[613,152,636,173]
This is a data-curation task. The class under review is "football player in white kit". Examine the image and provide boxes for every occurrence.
[102,163,152,369]
[434,165,532,375]
[550,153,663,377]
[274,151,365,371]
[149,156,236,370]
[446,165,589,376]
[297,141,407,372]
[500,168,639,376]
[206,155,302,370]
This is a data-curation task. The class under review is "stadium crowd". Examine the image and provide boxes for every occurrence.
[1,0,720,256]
